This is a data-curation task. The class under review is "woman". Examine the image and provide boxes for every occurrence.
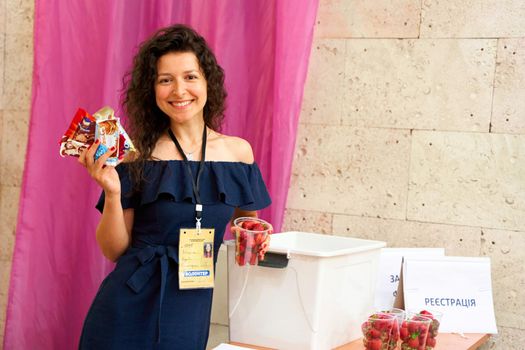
[78,24,271,349]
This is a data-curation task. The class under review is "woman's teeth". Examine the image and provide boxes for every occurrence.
[171,101,192,107]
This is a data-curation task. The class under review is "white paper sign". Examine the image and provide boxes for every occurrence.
[375,248,445,310]
[212,344,254,350]
[403,256,497,334]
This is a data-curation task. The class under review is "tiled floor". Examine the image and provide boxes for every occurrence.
[206,323,229,349]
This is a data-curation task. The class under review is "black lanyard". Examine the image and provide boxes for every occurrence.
[168,125,207,229]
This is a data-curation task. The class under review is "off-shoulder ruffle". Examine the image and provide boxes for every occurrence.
[96,161,271,212]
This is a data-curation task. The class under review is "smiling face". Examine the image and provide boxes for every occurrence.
[155,51,208,126]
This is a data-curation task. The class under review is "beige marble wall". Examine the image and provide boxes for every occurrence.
[285,0,525,348]
[0,0,34,347]
[1,0,525,349]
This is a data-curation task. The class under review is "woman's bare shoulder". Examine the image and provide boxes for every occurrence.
[210,132,254,164]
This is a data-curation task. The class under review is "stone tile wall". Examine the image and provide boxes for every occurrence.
[1,0,34,347]
[284,0,525,348]
[1,0,524,349]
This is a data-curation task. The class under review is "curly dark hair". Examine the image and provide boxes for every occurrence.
[122,24,227,190]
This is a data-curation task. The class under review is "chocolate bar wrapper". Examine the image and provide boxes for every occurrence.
[59,108,95,157]
[94,118,120,166]
[118,123,136,160]
[93,106,136,161]
[93,106,115,120]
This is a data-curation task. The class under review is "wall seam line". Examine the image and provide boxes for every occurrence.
[488,38,499,133]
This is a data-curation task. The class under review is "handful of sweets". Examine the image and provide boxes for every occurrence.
[59,107,135,166]
[232,217,272,266]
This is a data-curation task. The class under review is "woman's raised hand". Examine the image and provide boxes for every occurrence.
[78,140,122,196]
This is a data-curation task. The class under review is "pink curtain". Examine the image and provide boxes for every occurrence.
[3,1,318,349]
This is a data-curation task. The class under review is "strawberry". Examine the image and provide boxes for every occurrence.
[254,233,266,244]
[426,337,436,347]
[368,339,382,350]
[241,220,258,230]
[407,337,419,348]
[251,223,265,232]
[368,328,381,339]
[418,324,429,335]
[407,322,418,335]
[400,326,408,340]
[249,253,257,265]
[419,310,434,319]
[391,321,399,338]
[237,255,245,266]
[374,318,390,331]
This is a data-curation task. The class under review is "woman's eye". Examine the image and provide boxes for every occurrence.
[187,75,198,80]
[158,78,171,84]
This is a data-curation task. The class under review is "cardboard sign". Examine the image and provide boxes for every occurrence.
[375,248,445,310]
[402,256,497,334]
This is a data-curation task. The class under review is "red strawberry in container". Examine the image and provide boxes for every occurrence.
[400,313,432,350]
[232,217,273,266]
[386,317,400,350]
[235,231,248,266]
[361,313,397,350]
[416,310,442,350]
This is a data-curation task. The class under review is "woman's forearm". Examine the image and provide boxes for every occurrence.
[95,193,131,262]
[230,208,257,225]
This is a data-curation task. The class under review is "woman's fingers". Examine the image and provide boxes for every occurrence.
[78,149,87,166]
[94,147,116,169]
[258,234,271,260]
[84,140,99,168]
[84,144,117,180]
[78,142,95,167]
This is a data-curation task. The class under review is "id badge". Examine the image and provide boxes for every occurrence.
[179,228,215,289]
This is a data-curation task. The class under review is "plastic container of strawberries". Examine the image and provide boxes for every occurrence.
[232,217,272,266]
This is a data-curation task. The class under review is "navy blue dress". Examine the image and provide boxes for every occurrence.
[79,160,271,350]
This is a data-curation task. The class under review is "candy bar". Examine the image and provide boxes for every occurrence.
[92,106,136,162]
[117,122,136,160]
[59,108,96,157]
[94,118,119,166]
[93,106,115,120]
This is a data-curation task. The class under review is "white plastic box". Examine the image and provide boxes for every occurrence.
[226,231,386,350]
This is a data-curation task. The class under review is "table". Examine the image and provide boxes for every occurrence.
[231,333,490,350]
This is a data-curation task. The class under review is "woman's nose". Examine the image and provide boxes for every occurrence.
[171,80,186,96]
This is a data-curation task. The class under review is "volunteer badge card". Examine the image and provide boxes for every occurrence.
[179,229,215,289]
